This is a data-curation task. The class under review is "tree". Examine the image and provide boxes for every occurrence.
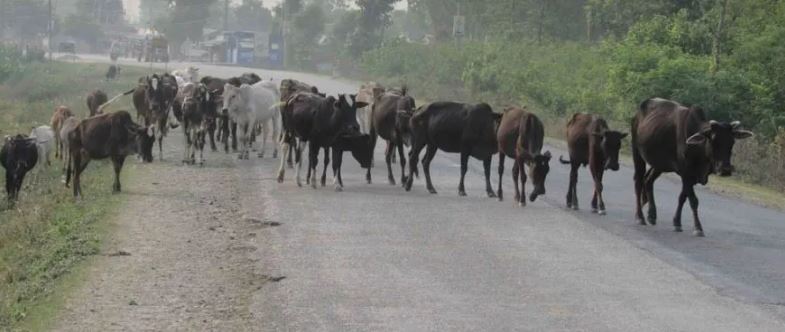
[287,2,325,68]
[139,0,171,25]
[348,0,399,57]
[158,0,214,52]
[234,0,273,32]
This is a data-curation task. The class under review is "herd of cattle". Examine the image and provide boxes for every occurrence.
[1,65,754,236]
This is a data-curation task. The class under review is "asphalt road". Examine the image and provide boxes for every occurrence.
[75,55,785,330]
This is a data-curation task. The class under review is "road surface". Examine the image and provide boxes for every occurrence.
[53,56,785,331]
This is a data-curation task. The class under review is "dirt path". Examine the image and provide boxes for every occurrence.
[53,141,277,331]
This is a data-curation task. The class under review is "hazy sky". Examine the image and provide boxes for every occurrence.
[123,0,407,22]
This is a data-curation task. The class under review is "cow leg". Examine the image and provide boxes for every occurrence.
[277,135,290,183]
[686,184,704,237]
[567,163,579,210]
[332,147,344,192]
[308,142,319,189]
[404,140,425,192]
[366,126,378,184]
[231,121,238,152]
[512,160,520,203]
[644,169,661,225]
[73,152,90,199]
[497,153,505,201]
[183,123,190,164]
[457,151,470,196]
[321,146,330,187]
[396,137,407,187]
[295,140,305,187]
[592,168,606,215]
[208,119,217,152]
[673,181,689,233]
[5,170,14,201]
[272,116,280,159]
[111,155,125,193]
[258,121,268,158]
[422,145,438,194]
[385,141,395,185]
[158,130,164,161]
[517,159,527,207]
[222,116,231,153]
[483,156,496,198]
[632,145,647,225]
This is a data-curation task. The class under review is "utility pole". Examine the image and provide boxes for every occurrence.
[223,0,229,31]
[48,0,53,61]
[282,0,287,69]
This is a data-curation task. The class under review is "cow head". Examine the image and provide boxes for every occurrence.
[125,123,155,163]
[145,75,165,116]
[222,83,248,116]
[526,151,552,202]
[334,133,374,169]
[593,130,628,171]
[334,94,368,135]
[686,120,753,180]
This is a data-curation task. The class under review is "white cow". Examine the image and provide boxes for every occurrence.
[172,66,200,88]
[28,125,55,182]
[356,82,384,134]
[222,81,280,160]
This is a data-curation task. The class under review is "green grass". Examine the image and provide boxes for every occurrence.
[0,61,151,330]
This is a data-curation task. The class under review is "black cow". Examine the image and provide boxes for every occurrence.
[404,102,501,197]
[1,135,38,202]
[366,87,415,186]
[180,83,212,165]
[66,111,155,198]
[496,106,551,205]
[631,98,753,236]
[277,92,373,191]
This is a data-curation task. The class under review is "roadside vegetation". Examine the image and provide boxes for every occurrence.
[0,48,149,328]
[352,0,785,193]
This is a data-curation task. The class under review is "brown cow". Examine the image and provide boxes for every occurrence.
[496,106,551,206]
[86,89,108,117]
[559,113,627,214]
[631,98,753,236]
[66,111,154,198]
[366,87,415,185]
[405,102,501,197]
[50,105,74,160]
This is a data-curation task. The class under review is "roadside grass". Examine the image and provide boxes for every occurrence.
[0,61,150,330]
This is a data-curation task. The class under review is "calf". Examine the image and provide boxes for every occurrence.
[29,126,55,182]
[559,113,626,214]
[277,93,372,191]
[222,81,280,159]
[496,106,552,206]
[366,87,415,186]
[631,98,753,236]
[66,111,155,198]
[50,105,74,159]
[180,83,212,165]
[404,102,500,197]
[1,135,38,202]
[133,74,172,161]
[86,89,108,117]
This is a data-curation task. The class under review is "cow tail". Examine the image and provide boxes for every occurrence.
[559,156,571,165]
[65,147,73,187]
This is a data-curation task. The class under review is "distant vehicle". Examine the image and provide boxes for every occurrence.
[58,42,76,54]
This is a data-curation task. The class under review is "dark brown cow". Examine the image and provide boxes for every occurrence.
[559,113,627,214]
[631,98,753,236]
[496,106,551,206]
[180,83,212,165]
[366,87,415,186]
[50,105,74,160]
[86,89,108,117]
[66,111,154,198]
[133,74,170,161]
[277,92,372,191]
[279,79,320,168]
[405,102,501,197]
[199,76,226,152]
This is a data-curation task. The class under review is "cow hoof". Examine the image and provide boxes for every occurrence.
[674,226,683,232]
[693,230,705,237]
[458,191,467,197]
[427,188,437,194]
[637,218,647,225]
[487,191,496,198]
[388,179,396,186]
[648,218,657,226]
[598,210,607,216]
[572,205,579,211]
[591,208,598,214]
[258,153,264,158]
[334,186,343,192]
[518,202,526,207]
[277,175,284,183]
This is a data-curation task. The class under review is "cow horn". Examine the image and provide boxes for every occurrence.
[709,120,719,126]
[731,121,741,129]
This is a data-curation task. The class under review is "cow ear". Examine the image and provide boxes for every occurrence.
[686,132,707,146]
[355,101,368,109]
[543,150,552,161]
[619,132,629,139]
[147,126,155,137]
[733,129,753,140]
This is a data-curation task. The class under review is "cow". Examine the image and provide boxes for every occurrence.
[404,102,501,197]
[631,98,753,236]
[222,81,280,159]
[277,92,373,191]
[199,76,228,152]
[86,89,108,117]
[59,117,80,179]
[366,87,415,186]
[50,105,74,160]
[172,66,200,87]
[279,79,320,168]
[180,83,212,165]
[133,74,177,161]
[356,82,385,134]
[66,111,155,198]
[105,64,120,80]
[1,135,38,202]
[28,126,55,182]
[496,106,552,206]
[559,113,627,214]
